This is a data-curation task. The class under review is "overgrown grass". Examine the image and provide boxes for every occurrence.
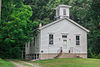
[30,58,100,67]
[0,58,14,67]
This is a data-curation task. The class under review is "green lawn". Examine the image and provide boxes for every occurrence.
[0,59,14,67]
[30,58,100,67]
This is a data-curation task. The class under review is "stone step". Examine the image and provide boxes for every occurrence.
[57,53,81,58]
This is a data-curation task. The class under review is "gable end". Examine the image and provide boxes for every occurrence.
[39,18,90,32]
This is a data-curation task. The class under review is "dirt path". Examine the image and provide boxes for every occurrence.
[22,61,41,67]
[11,61,28,67]
[10,60,41,67]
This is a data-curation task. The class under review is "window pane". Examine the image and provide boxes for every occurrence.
[49,34,53,44]
[63,9,66,15]
[62,35,67,38]
[76,40,80,45]
[76,36,79,40]
[63,40,67,44]
[76,35,80,45]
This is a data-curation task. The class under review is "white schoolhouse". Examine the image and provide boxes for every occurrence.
[25,5,89,60]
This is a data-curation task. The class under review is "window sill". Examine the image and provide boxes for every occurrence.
[48,44,54,47]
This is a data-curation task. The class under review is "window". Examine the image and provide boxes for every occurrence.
[76,35,80,45]
[63,9,66,15]
[62,35,67,38]
[62,35,67,45]
[49,34,53,45]
[63,40,67,45]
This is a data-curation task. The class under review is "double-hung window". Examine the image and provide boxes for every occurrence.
[76,35,80,45]
[49,34,53,45]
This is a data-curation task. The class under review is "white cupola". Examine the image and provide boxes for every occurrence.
[55,4,71,19]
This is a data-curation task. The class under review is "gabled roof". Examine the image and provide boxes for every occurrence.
[39,18,90,32]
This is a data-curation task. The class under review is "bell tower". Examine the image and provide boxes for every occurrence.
[55,4,71,19]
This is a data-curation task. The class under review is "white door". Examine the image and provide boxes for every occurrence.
[62,35,67,53]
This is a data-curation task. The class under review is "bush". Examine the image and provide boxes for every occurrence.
[10,47,21,59]
[0,44,12,59]
[91,53,100,59]
[96,53,100,59]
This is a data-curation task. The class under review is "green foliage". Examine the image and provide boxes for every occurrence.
[91,53,100,59]
[36,18,50,25]
[0,1,34,59]
[1,4,33,45]
[96,53,100,59]
[24,0,92,26]
[33,21,39,29]
[88,0,100,57]
[10,47,21,59]
[0,44,11,59]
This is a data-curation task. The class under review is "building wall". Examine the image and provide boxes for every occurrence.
[39,53,87,59]
[25,41,30,54]
[25,33,40,59]
[25,33,40,55]
[34,33,40,53]
[40,19,87,54]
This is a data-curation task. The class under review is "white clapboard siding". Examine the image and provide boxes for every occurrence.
[39,19,87,54]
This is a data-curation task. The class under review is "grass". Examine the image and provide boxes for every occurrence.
[0,58,14,67]
[1,58,100,67]
[29,58,100,67]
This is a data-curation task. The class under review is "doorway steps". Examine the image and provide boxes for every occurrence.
[54,53,82,58]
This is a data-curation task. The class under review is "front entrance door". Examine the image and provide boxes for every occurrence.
[62,35,67,53]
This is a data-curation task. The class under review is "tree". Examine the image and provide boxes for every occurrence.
[88,0,100,57]
[0,1,37,58]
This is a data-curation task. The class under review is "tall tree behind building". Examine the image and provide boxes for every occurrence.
[88,0,100,57]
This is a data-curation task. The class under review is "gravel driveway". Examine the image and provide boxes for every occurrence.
[10,60,41,67]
